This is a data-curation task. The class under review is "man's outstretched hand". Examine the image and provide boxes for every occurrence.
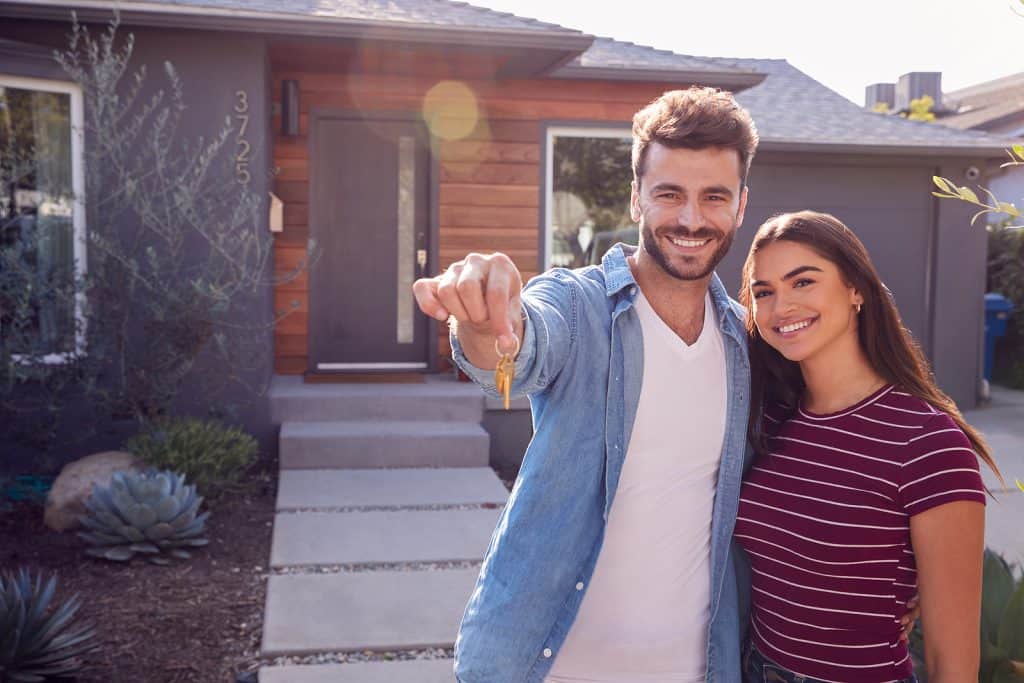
[413,252,524,369]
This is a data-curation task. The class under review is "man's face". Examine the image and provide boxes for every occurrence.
[630,143,747,281]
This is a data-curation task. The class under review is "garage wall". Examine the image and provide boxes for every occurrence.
[932,160,989,410]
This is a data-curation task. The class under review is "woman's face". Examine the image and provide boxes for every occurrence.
[749,240,863,364]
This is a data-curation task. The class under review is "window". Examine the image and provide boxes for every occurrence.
[0,75,86,361]
[545,127,635,270]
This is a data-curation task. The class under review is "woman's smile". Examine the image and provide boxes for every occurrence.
[771,314,819,339]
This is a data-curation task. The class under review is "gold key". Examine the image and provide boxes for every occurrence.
[494,336,520,411]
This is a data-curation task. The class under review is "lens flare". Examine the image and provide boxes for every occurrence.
[422,81,480,142]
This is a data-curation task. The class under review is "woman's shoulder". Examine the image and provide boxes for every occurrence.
[868,387,973,455]
[856,386,955,431]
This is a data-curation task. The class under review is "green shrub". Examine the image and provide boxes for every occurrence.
[125,417,257,498]
[988,222,1024,390]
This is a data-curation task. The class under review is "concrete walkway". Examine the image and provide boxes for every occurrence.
[259,467,507,681]
[965,385,1024,567]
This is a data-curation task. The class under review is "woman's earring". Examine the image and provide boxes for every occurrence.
[856,303,863,314]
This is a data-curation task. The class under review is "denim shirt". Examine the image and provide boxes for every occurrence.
[450,244,753,683]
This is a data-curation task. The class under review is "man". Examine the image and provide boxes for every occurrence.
[414,88,917,682]
[414,86,752,682]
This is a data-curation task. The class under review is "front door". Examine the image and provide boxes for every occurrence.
[309,115,431,372]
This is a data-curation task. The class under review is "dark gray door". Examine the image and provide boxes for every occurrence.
[309,116,431,372]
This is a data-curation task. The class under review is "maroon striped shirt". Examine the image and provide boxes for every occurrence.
[735,385,986,682]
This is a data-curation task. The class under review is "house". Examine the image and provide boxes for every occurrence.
[0,0,1012,469]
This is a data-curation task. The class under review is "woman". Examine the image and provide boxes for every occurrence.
[734,210,1000,683]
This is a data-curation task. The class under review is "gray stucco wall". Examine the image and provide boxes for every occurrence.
[0,18,274,470]
[931,160,989,409]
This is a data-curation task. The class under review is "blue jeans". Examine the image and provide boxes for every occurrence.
[743,643,918,683]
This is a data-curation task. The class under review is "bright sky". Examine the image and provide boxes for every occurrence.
[470,0,1023,104]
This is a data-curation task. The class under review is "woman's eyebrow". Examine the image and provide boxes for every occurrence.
[750,265,824,287]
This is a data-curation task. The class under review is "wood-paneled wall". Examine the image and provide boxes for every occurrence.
[270,42,685,374]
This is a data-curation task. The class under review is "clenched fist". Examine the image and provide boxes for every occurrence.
[413,252,524,368]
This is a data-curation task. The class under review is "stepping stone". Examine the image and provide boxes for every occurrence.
[262,568,478,656]
[271,508,501,567]
[276,467,508,510]
[986,489,1024,567]
[260,659,455,683]
[269,373,485,423]
[280,420,489,469]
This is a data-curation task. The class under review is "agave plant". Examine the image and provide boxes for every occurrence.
[78,469,210,565]
[979,550,1024,683]
[0,568,99,682]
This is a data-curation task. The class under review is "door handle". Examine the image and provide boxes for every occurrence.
[416,249,428,276]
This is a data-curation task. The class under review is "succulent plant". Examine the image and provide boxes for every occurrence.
[979,550,1024,683]
[77,469,210,565]
[0,568,99,682]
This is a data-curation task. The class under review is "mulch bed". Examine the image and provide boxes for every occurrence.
[0,468,277,683]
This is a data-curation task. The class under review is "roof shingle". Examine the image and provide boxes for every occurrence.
[732,58,1013,152]
[60,0,588,34]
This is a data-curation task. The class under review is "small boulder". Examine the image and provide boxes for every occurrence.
[44,451,144,531]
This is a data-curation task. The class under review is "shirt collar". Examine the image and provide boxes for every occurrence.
[600,242,745,335]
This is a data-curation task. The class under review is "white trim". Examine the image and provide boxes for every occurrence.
[1,73,87,364]
[544,125,631,271]
[316,362,429,370]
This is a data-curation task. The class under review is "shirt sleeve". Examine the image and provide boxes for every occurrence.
[896,411,986,517]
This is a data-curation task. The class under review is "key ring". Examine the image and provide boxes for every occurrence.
[494,334,521,358]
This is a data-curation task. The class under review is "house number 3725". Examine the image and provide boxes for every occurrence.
[234,90,251,185]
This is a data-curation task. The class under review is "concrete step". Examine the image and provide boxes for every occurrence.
[269,374,485,423]
[276,467,508,510]
[280,421,489,469]
[262,568,478,656]
[271,508,501,567]
[259,659,455,683]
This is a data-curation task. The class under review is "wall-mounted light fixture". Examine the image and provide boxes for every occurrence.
[281,79,299,137]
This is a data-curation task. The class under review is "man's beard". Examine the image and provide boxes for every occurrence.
[641,222,736,281]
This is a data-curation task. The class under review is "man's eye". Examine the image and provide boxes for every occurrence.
[794,278,815,288]
[707,195,726,202]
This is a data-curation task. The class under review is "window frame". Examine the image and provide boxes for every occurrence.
[543,124,632,271]
[1,73,87,364]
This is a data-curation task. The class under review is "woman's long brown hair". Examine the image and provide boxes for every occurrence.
[739,210,1001,481]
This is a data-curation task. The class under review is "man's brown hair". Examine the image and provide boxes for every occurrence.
[631,87,759,187]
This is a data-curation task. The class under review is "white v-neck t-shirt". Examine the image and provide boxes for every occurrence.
[545,289,728,683]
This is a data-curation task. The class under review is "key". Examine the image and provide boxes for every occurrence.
[494,336,520,411]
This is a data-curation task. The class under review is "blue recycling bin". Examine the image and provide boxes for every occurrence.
[984,293,1014,382]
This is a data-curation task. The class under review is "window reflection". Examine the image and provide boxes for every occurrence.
[0,85,76,354]
[551,135,636,268]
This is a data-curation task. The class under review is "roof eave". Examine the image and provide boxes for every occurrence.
[0,1,596,53]
[760,139,1010,158]
[550,65,766,90]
